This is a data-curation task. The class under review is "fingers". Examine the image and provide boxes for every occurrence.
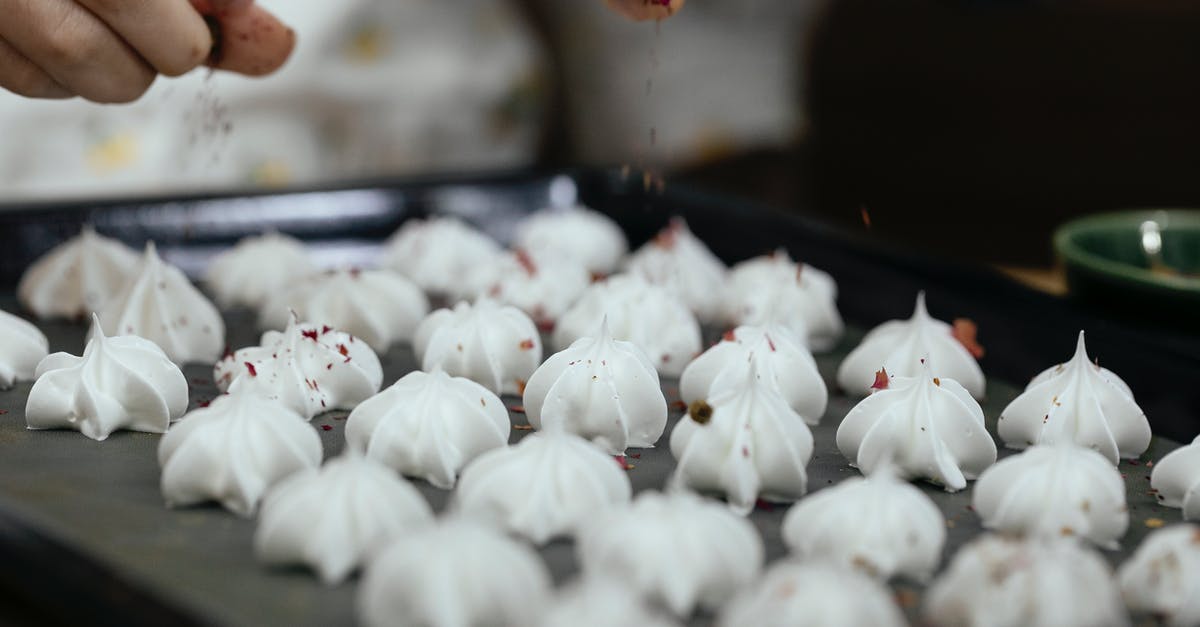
[605,0,687,21]
[0,0,155,103]
[77,0,212,77]
[202,4,295,76]
[0,37,72,99]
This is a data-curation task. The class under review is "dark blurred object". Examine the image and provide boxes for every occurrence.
[1056,208,1200,328]
[803,0,1200,265]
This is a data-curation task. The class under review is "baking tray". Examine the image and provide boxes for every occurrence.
[0,169,1194,626]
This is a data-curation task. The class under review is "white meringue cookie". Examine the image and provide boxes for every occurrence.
[524,319,667,454]
[1118,524,1200,627]
[837,292,986,400]
[681,325,827,425]
[515,205,628,274]
[27,314,187,441]
[157,387,322,517]
[381,217,500,300]
[781,468,945,581]
[972,443,1128,549]
[97,242,225,365]
[924,535,1129,627]
[0,309,48,389]
[671,360,814,515]
[469,249,592,326]
[998,331,1150,464]
[553,275,702,377]
[1150,435,1200,520]
[358,519,552,627]
[255,454,433,585]
[345,369,510,489]
[453,432,631,544]
[414,300,542,396]
[625,217,727,322]
[725,250,843,352]
[537,578,681,627]
[836,361,996,491]
[576,490,763,616]
[259,268,429,351]
[717,561,908,627]
[18,226,139,319]
[214,317,383,420]
[204,231,315,309]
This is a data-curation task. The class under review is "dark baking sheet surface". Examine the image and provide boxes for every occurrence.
[0,296,1184,627]
[0,169,1194,626]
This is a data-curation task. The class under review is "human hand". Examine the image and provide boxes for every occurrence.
[0,0,294,103]
[605,0,686,21]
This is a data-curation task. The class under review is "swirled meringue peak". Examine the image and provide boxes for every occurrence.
[576,490,763,616]
[553,275,701,377]
[836,360,996,491]
[96,242,224,365]
[0,309,48,389]
[671,360,814,514]
[453,431,632,544]
[345,369,509,489]
[717,560,908,627]
[524,319,667,454]
[724,249,843,352]
[681,324,827,425]
[537,578,681,627]
[470,249,592,326]
[259,268,429,351]
[158,385,321,517]
[973,443,1128,549]
[924,534,1129,627]
[514,205,629,275]
[204,231,315,309]
[414,299,542,396]
[782,467,945,581]
[837,292,985,400]
[255,453,433,585]
[27,314,187,441]
[381,217,500,300]
[214,316,383,420]
[1150,435,1200,519]
[1118,524,1200,627]
[625,217,727,322]
[998,331,1150,464]
[358,519,552,627]
[18,226,139,319]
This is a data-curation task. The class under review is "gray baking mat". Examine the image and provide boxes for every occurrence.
[0,297,1183,627]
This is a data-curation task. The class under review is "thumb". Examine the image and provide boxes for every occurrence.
[605,0,686,22]
[191,0,295,76]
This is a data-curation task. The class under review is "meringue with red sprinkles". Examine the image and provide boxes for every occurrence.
[381,217,500,300]
[724,249,843,352]
[215,316,382,420]
[18,225,139,320]
[469,248,591,327]
[625,217,727,322]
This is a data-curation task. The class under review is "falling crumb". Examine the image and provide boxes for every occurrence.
[860,206,873,229]
[1145,518,1166,529]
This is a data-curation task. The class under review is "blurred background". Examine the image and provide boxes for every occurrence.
[3,0,1200,285]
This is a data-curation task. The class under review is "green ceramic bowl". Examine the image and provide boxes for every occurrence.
[1055,209,1200,323]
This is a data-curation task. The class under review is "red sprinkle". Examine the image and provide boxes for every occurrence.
[519,339,535,351]
[669,400,687,411]
[300,329,319,342]
[951,318,986,359]
[244,362,257,377]
[870,368,889,390]
[754,499,776,511]
[509,405,526,414]
[514,249,537,276]
[320,425,333,431]
[722,329,737,342]
[321,325,333,335]
[0,409,9,415]
[196,400,210,408]
[326,363,333,370]
[337,344,349,357]
[766,334,777,352]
